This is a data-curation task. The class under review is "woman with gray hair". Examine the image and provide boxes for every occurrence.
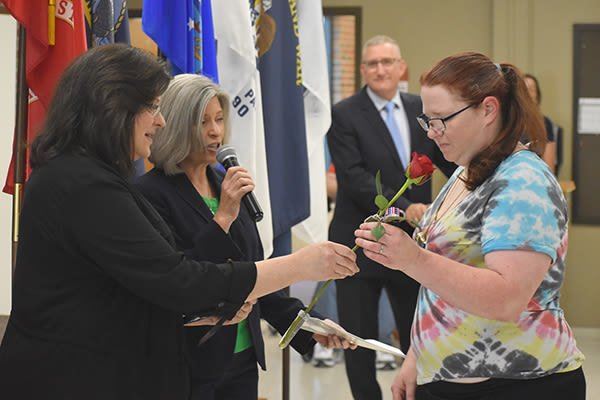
[136,74,355,400]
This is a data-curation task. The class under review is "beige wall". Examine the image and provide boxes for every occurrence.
[323,0,600,327]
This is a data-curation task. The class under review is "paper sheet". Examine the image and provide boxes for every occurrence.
[578,98,600,134]
[298,310,405,358]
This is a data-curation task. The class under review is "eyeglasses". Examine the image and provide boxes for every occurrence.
[362,58,400,70]
[146,103,161,117]
[417,103,476,133]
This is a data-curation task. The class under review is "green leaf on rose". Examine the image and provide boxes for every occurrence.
[376,170,382,196]
[375,195,388,210]
[371,222,386,241]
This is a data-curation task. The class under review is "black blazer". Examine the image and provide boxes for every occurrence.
[0,155,256,400]
[135,166,316,381]
[327,87,456,277]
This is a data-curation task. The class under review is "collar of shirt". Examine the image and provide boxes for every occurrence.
[366,86,412,164]
[366,86,403,114]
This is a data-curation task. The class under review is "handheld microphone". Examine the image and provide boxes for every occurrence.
[216,145,264,222]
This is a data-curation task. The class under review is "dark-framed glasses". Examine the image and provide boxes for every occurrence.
[417,103,476,133]
[362,57,400,70]
[146,103,161,117]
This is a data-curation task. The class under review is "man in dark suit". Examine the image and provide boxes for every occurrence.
[327,35,456,400]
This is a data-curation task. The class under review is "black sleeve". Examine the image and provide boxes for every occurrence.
[64,176,256,318]
[136,177,245,263]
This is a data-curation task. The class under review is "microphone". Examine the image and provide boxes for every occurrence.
[216,145,264,222]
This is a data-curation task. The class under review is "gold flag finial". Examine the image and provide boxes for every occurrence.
[48,0,56,45]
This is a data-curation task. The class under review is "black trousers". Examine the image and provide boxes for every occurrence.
[336,272,420,400]
[190,348,258,400]
[416,367,586,400]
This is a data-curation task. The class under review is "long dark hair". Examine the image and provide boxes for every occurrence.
[524,73,542,105]
[30,44,172,177]
[420,52,546,190]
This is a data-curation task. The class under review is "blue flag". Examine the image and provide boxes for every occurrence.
[142,0,218,81]
[84,0,131,47]
[254,1,309,253]
[200,0,218,82]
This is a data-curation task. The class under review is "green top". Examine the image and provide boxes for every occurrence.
[201,195,253,354]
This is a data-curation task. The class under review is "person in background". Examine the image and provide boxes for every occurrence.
[0,44,358,400]
[327,35,456,400]
[356,52,585,400]
[135,74,356,400]
[326,162,337,211]
[523,73,562,174]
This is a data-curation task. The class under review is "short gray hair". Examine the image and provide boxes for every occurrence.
[149,74,231,175]
[362,35,402,61]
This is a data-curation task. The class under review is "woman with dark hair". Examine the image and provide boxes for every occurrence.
[0,44,358,400]
[136,74,355,399]
[355,52,585,399]
[523,73,561,174]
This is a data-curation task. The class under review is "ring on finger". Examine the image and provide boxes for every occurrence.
[378,244,384,254]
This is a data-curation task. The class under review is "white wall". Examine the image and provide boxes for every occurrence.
[0,15,17,315]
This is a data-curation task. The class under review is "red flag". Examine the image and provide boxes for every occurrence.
[2,0,87,194]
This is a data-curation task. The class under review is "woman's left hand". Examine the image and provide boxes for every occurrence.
[183,299,256,327]
[222,299,256,325]
[312,319,358,350]
[355,222,422,272]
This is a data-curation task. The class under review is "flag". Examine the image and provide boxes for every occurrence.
[199,0,217,81]
[291,0,331,245]
[81,1,149,174]
[142,0,218,81]
[83,0,130,47]
[2,0,87,194]
[212,0,273,257]
[255,1,309,254]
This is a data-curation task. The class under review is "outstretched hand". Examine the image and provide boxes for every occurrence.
[293,242,358,282]
[312,319,358,350]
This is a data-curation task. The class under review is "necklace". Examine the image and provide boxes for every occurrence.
[416,173,468,248]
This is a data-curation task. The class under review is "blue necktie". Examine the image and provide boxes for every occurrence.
[384,101,409,167]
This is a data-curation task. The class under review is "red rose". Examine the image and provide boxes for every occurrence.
[407,152,435,184]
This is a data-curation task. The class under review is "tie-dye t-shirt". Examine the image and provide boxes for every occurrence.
[412,150,584,385]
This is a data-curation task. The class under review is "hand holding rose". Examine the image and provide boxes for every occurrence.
[355,221,422,272]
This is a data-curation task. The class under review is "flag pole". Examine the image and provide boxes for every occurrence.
[11,23,29,278]
[48,0,56,45]
[282,287,290,400]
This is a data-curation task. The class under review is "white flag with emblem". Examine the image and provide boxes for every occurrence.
[213,0,273,257]
[292,0,331,244]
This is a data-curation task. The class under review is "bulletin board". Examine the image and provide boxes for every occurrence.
[572,24,600,224]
